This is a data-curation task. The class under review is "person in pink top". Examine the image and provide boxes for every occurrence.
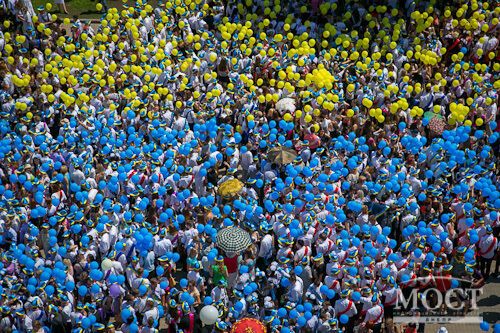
[304,130,321,150]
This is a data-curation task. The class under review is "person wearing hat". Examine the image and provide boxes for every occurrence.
[362,292,384,333]
[286,272,304,304]
[0,306,13,332]
[141,298,160,327]
[256,224,274,272]
[211,279,229,307]
[293,239,312,265]
[478,225,498,280]
[315,231,336,256]
[334,289,357,333]
[382,276,399,333]
[211,256,229,287]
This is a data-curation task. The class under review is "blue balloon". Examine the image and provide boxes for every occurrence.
[432,243,441,252]
[65,281,75,291]
[129,323,139,333]
[234,301,244,311]
[91,284,100,294]
[45,285,55,296]
[277,308,287,318]
[243,285,253,295]
[27,285,36,294]
[320,285,329,294]
[78,285,88,296]
[139,285,148,295]
[340,314,349,324]
[81,318,91,329]
[480,322,490,331]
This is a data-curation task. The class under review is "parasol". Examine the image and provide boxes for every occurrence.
[428,116,446,135]
[275,97,296,114]
[424,111,444,120]
[216,227,252,254]
[230,318,267,333]
[366,202,390,225]
[218,179,244,197]
[267,146,298,165]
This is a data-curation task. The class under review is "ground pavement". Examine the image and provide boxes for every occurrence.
[425,275,500,333]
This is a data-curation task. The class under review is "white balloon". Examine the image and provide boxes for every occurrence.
[199,305,218,325]
[101,258,113,271]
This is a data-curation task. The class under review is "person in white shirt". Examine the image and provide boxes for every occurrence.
[287,273,303,304]
[362,294,384,333]
[142,299,159,326]
[334,290,357,332]
[478,226,498,279]
[256,229,274,271]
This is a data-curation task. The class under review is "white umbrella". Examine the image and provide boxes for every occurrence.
[275,97,296,114]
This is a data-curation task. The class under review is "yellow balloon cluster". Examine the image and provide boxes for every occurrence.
[449,102,470,124]
[307,67,335,90]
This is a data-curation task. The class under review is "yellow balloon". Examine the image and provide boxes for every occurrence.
[362,98,373,108]
[475,118,483,126]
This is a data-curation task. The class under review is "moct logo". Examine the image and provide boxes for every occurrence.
[394,277,484,324]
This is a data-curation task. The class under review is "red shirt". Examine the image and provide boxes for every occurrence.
[224,256,238,274]
[304,133,321,149]
[435,272,452,292]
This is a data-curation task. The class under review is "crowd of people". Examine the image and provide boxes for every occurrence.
[0,0,499,332]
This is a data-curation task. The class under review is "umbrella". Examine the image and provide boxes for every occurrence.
[268,146,297,165]
[424,111,444,119]
[366,202,390,225]
[275,97,296,114]
[429,117,446,135]
[216,227,252,254]
[231,318,267,333]
[218,179,244,197]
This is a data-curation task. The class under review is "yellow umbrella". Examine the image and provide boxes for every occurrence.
[218,178,244,197]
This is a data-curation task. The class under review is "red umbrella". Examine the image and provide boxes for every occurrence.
[230,318,267,333]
